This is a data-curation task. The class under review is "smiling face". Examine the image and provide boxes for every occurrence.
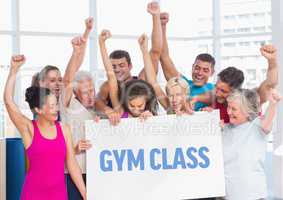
[167,85,187,113]
[111,57,132,82]
[215,79,232,104]
[36,94,59,121]
[227,98,249,125]
[76,78,95,109]
[40,69,63,98]
[127,96,147,117]
[191,59,214,87]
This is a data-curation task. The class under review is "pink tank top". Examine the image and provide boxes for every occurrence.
[20,120,67,200]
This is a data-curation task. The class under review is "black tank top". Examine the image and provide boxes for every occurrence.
[106,76,139,108]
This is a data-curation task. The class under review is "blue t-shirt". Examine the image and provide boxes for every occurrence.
[182,75,214,111]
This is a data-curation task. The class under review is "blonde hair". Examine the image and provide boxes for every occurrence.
[227,89,260,121]
[165,77,190,97]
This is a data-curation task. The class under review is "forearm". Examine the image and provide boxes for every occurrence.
[95,98,112,113]
[160,25,179,80]
[143,50,157,84]
[161,25,168,54]
[266,59,278,87]
[99,41,120,109]
[261,103,277,133]
[192,92,213,105]
[64,51,85,85]
[99,41,116,82]
[83,29,91,40]
[151,14,162,57]
[67,159,86,198]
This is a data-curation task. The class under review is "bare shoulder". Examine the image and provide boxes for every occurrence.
[59,122,72,140]
[97,81,110,98]
[100,81,110,91]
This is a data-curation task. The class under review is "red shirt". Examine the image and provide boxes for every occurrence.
[214,101,230,123]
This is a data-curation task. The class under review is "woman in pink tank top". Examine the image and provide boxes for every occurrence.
[4,55,86,200]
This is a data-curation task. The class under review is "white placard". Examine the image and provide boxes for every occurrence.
[86,111,225,200]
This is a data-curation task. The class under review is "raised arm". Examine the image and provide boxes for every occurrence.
[4,55,32,146]
[63,18,94,107]
[63,123,86,200]
[260,89,281,134]
[139,1,162,80]
[63,36,87,107]
[159,12,180,81]
[82,17,94,40]
[99,30,121,112]
[138,34,170,110]
[257,45,278,104]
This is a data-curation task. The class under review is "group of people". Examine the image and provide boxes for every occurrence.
[3,2,282,200]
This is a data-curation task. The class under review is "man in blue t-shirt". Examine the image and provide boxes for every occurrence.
[159,13,215,111]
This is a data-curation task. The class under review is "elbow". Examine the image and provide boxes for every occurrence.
[262,126,272,135]
[150,48,162,59]
[63,77,72,87]
[269,80,278,88]
[3,94,10,106]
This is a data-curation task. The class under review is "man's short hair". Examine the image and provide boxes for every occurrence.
[218,67,245,89]
[109,50,132,65]
[194,53,216,68]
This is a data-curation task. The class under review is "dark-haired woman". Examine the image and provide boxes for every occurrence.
[4,55,86,200]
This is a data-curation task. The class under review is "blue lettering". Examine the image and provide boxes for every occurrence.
[162,148,173,170]
[150,148,161,170]
[186,147,198,169]
[198,146,210,168]
[100,150,112,172]
[127,149,145,170]
[113,150,126,171]
[173,147,187,169]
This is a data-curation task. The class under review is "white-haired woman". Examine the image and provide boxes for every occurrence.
[222,88,281,200]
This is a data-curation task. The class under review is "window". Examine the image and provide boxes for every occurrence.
[0,35,12,138]
[0,0,11,30]
[97,0,152,35]
[237,27,251,33]
[221,0,271,35]
[253,26,266,32]
[166,40,213,78]
[21,36,89,72]
[20,0,89,33]
[0,0,91,138]
[221,35,271,88]
[161,0,213,37]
